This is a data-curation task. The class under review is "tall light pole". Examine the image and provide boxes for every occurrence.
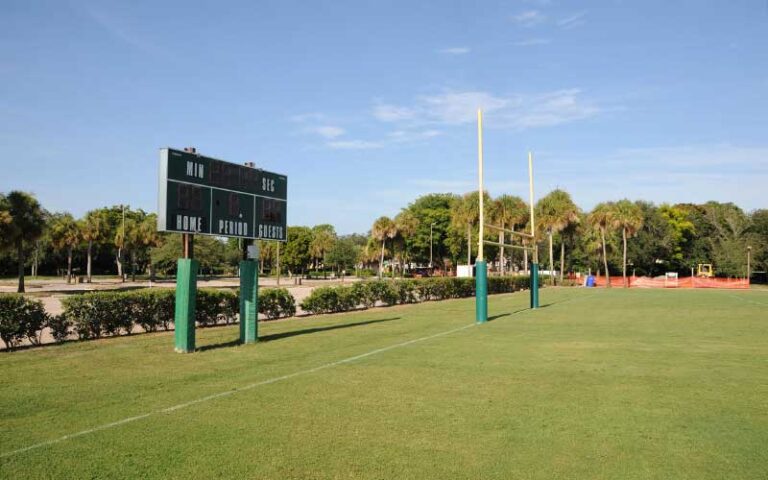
[747,245,752,281]
[430,222,436,268]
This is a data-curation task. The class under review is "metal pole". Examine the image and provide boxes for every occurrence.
[528,151,539,309]
[747,246,751,282]
[478,110,484,263]
[475,109,488,324]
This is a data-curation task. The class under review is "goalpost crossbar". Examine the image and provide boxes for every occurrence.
[484,223,534,238]
[482,239,532,251]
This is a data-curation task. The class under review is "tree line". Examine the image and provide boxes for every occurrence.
[2,189,765,292]
[361,191,766,286]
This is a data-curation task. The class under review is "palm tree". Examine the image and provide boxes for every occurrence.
[50,213,81,284]
[394,210,419,275]
[588,202,615,287]
[450,192,489,267]
[610,200,644,287]
[310,224,337,275]
[1,191,46,293]
[80,210,106,283]
[489,195,528,275]
[137,215,161,281]
[536,189,580,285]
[371,216,396,279]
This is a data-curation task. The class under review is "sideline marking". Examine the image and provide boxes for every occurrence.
[1,322,477,459]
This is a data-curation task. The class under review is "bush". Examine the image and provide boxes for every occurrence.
[350,282,376,308]
[259,288,296,320]
[300,287,344,314]
[196,289,238,327]
[393,279,418,304]
[131,289,174,332]
[0,294,48,349]
[47,314,72,343]
[367,281,398,306]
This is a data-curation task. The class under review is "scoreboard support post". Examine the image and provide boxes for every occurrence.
[239,242,259,344]
[174,258,198,353]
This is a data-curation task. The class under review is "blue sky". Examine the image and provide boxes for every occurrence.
[1,0,766,234]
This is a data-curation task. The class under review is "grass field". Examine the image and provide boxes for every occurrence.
[1,288,767,479]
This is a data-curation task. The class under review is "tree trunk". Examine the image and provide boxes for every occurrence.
[17,239,25,293]
[622,227,627,288]
[67,247,73,284]
[560,240,565,284]
[499,230,505,276]
[87,240,93,283]
[32,243,39,278]
[601,228,611,287]
[548,232,554,286]
[466,224,471,266]
[131,251,137,282]
[524,247,528,274]
[117,247,123,282]
[379,239,385,279]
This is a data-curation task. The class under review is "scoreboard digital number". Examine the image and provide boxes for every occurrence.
[157,148,287,241]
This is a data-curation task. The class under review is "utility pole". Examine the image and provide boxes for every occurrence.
[747,245,752,282]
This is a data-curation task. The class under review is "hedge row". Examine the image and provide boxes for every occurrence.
[299,276,539,315]
[0,287,296,349]
[2,276,537,350]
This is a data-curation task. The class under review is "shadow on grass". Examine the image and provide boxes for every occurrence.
[197,317,401,352]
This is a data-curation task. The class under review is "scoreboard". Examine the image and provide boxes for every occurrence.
[157,148,287,241]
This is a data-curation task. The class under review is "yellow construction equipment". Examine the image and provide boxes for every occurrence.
[697,264,714,278]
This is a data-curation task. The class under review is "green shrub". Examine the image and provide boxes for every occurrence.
[259,288,296,320]
[393,279,418,304]
[47,314,72,343]
[350,282,375,308]
[61,293,103,340]
[300,287,342,314]
[131,290,174,332]
[0,294,48,349]
[196,289,238,327]
[367,281,398,306]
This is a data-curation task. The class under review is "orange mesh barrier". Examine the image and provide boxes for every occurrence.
[588,275,749,289]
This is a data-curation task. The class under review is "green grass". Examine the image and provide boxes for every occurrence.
[1,288,767,479]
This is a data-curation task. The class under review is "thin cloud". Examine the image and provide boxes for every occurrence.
[326,140,383,150]
[290,112,327,123]
[438,47,471,55]
[311,126,346,139]
[373,89,600,129]
[373,104,418,122]
[558,12,587,29]
[514,38,551,46]
[511,10,546,27]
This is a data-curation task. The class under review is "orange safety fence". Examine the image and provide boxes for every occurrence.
[587,275,749,289]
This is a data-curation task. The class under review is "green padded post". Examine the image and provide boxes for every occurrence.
[530,263,540,309]
[174,258,198,353]
[475,260,488,324]
[239,260,259,344]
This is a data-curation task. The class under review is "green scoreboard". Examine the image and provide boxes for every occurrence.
[157,148,287,241]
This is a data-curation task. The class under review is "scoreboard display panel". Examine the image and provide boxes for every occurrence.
[157,148,287,241]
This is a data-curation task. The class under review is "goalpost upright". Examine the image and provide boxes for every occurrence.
[475,110,539,325]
